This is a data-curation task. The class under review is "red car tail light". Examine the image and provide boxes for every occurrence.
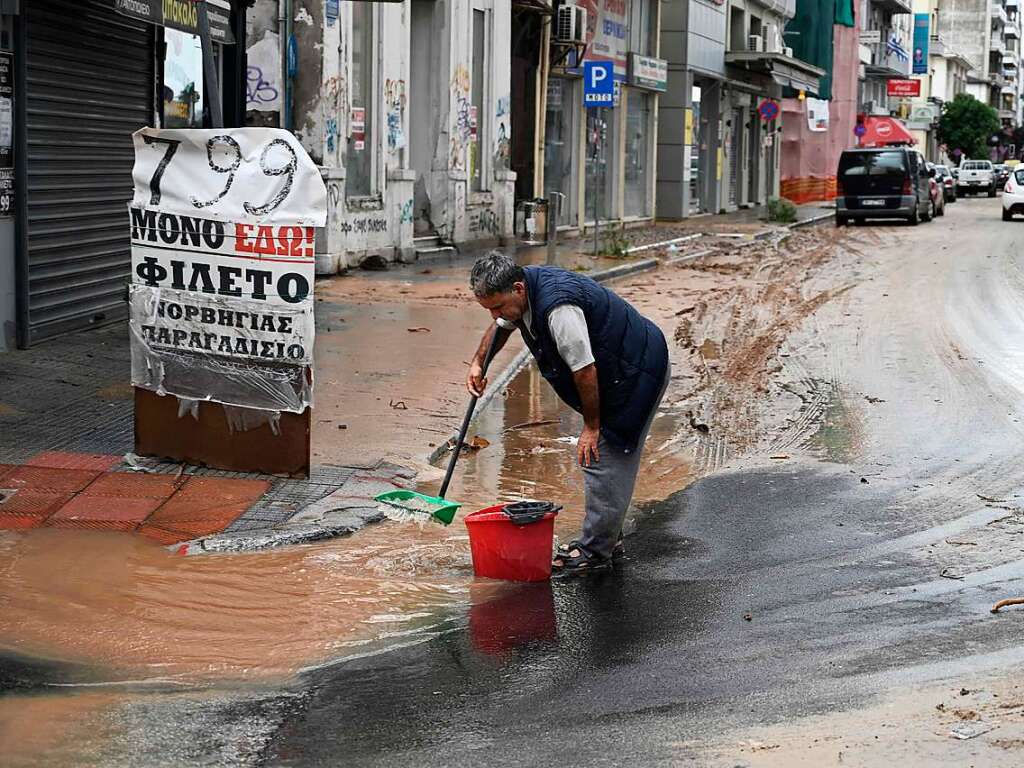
[903,178,912,195]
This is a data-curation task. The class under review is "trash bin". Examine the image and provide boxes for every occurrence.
[514,198,549,246]
[465,502,559,582]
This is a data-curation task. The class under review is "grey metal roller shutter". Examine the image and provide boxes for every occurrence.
[24,0,153,345]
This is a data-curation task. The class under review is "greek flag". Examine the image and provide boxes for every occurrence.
[887,35,909,62]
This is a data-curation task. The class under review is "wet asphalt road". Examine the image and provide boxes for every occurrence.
[8,196,1024,766]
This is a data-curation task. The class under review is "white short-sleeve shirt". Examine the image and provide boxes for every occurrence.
[520,303,595,372]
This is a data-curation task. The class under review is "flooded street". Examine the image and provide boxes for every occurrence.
[11,214,1015,766]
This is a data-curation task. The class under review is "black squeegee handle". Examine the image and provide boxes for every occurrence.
[439,326,504,499]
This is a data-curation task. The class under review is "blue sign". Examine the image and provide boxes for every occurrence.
[583,61,615,108]
[757,99,780,122]
[326,0,339,25]
[854,123,866,138]
[912,14,929,75]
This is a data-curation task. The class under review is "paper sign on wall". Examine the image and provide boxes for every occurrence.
[129,127,327,413]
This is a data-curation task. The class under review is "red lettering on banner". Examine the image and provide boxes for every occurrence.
[254,225,276,255]
[235,223,254,252]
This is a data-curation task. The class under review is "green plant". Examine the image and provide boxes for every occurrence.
[937,93,1000,162]
[599,228,630,257]
[766,196,797,224]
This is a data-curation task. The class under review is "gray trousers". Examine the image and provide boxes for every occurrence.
[578,363,671,559]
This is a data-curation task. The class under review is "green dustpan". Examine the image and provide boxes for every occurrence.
[374,489,461,525]
[374,329,503,526]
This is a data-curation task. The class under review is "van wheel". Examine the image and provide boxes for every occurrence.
[908,208,919,226]
[835,216,847,227]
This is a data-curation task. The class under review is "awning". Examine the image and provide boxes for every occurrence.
[724,51,826,97]
[860,116,917,147]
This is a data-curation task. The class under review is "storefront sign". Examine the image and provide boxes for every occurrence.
[578,0,628,79]
[129,127,327,412]
[912,14,929,75]
[114,0,235,45]
[628,55,667,92]
[859,30,881,45]
[684,108,694,145]
[0,50,13,217]
[351,108,366,151]
[887,79,921,97]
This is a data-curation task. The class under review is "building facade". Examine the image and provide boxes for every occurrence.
[657,0,821,217]
[859,0,914,115]
[1,0,249,351]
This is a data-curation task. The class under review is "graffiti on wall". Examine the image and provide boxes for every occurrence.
[337,217,389,235]
[399,199,414,225]
[245,32,282,113]
[451,66,472,171]
[325,118,339,155]
[385,79,407,153]
[494,95,511,170]
[468,207,500,237]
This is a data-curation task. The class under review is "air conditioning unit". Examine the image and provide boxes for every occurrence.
[556,4,587,44]
[764,23,782,53]
[748,34,764,52]
[783,46,794,57]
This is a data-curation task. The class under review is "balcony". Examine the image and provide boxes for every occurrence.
[863,31,913,77]
[724,48,825,93]
[1006,21,1021,38]
[994,3,1009,24]
[993,34,1008,52]
[870,0,912,14]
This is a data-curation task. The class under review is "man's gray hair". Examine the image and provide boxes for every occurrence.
[469,251,525,297]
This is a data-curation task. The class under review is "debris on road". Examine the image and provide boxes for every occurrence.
[389,400,408,410]
[978,494,1009,503]
[939,568,966,581]
[990,598,1024,614]
[506,419,561,432]
[407,327,431,333]
[949,721,994,740]
[687,411,710,434]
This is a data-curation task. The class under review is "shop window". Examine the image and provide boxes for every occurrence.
[624,90,652,217]
[585,107,618,221]
[471,9,488,192]
[347,3,374,198]
[163,28,204,129]
[543,77,579,226]
[628,0,656,56]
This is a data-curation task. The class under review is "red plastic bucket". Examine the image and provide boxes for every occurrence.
[465,504,556,582]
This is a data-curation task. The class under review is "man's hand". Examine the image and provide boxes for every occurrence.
[467,362,487,398]
[578,425,600,467]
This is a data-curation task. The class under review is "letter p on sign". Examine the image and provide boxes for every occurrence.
[584,61,615,108]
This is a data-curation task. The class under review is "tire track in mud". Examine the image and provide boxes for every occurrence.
[671,227,871,467]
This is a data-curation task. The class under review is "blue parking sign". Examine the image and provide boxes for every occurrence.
[584,61,614,108]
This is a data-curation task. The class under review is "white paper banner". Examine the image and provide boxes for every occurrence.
[129,127,326,413]
[131,127,327,225]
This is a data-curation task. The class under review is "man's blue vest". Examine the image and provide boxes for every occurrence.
[519,266,669,451]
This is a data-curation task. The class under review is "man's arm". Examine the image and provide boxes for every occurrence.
[573,363,601,467]
[466,322,513,397]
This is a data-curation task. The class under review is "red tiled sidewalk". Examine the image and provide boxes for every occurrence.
[0,453,269,545]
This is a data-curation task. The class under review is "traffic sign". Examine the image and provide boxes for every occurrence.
[757,99,779,122]
[584,61,615,108]
[854,123,866,138]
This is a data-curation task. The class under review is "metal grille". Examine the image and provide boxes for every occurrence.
[23,0,154,345]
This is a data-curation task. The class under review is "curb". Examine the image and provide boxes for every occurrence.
[626,233,702,255]
[426,255,662,466]
[788,211,835,230]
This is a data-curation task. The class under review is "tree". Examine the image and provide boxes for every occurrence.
[937,94,1001,164]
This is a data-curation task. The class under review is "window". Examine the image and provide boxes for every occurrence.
[163,29,204,129]
[628,0,656,56]
[471,9,487,192]
[624,90,652,217]
[346,3,374,197]
[544,77,579,225]
[585,108,618,221]
[839,151,906,177]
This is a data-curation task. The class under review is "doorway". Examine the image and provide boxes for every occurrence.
[410,0,441,235]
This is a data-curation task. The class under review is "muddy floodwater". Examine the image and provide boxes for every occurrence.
[0,362,692,687]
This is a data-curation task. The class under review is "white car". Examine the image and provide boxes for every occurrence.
[1002,167,1024,220]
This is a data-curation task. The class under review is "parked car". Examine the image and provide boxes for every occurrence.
[1002,167,1024,220]
[927,164,946,217]
[994,164,1011,187]
[836,147,935,226]
[956,159,997,197]
[933,164,956,203]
